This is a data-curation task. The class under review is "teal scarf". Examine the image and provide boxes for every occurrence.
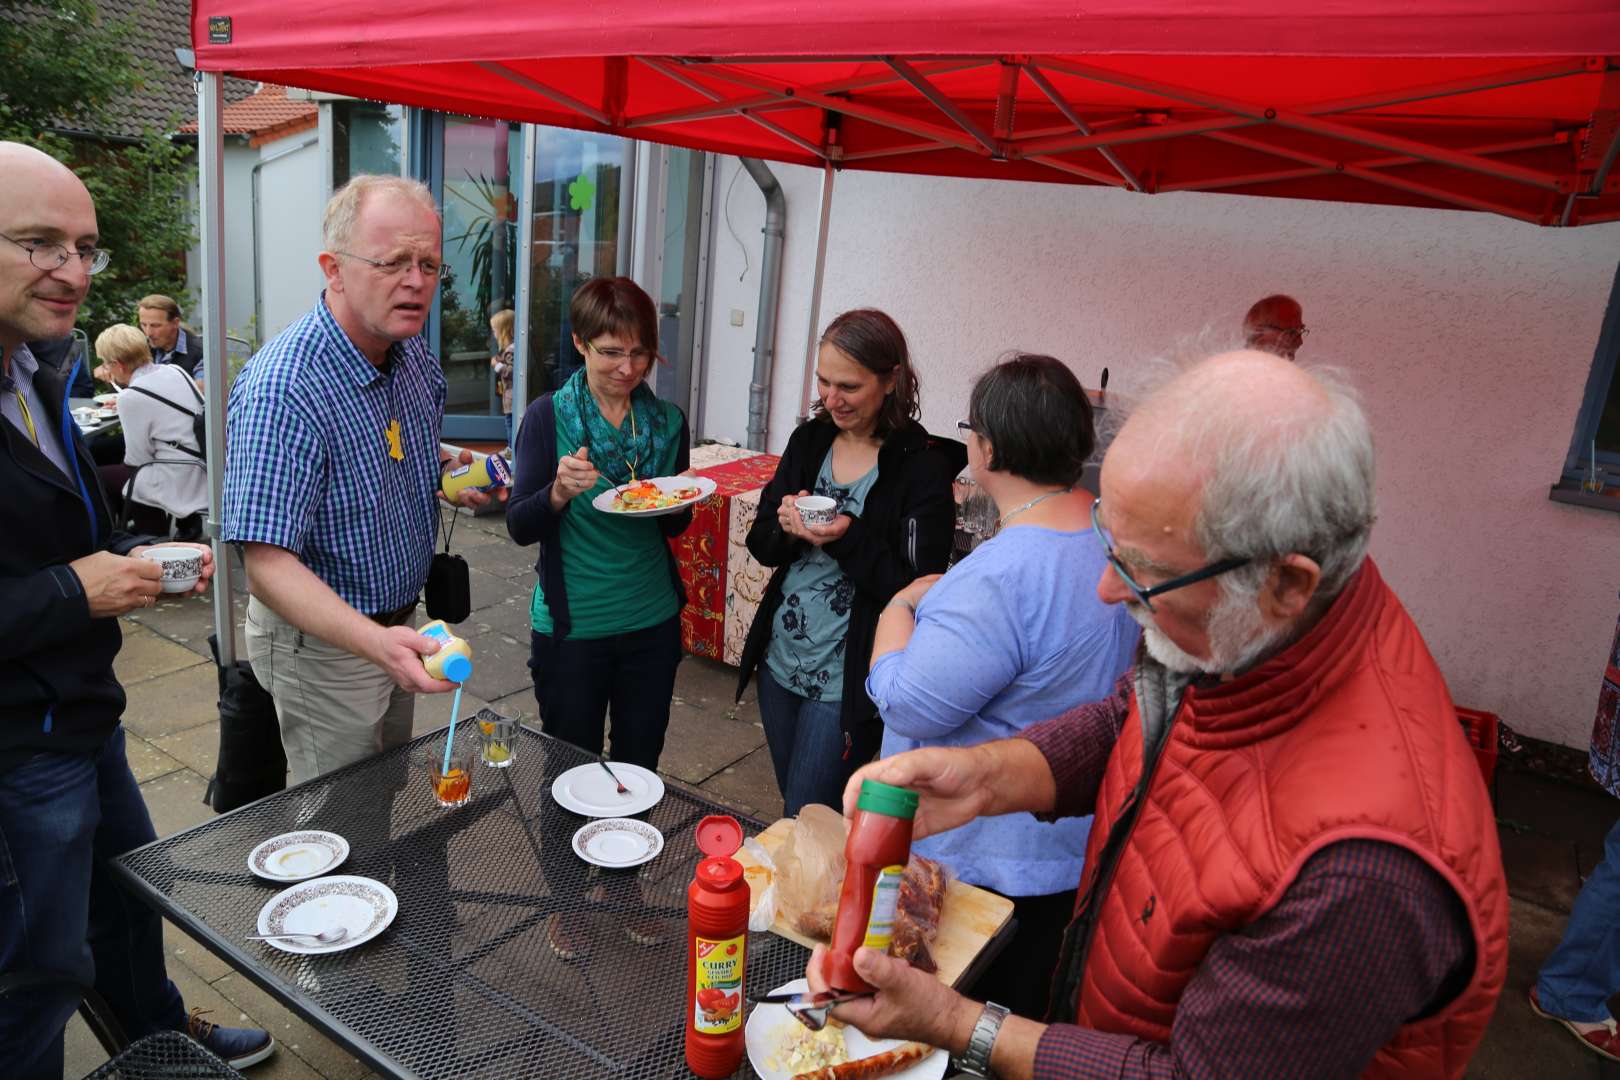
[554,368,677,487]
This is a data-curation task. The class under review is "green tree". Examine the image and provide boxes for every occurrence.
[0,0,195,342]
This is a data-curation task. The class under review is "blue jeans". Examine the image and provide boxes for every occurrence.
[756,669,851,816]
[0,727,186,1079]
[1537,815,1620,1022]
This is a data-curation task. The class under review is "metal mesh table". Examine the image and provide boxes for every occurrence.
[113,725,810,1079]
[83,1031,244,1079]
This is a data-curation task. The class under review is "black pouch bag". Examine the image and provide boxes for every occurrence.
[204,633,287,813]
[424,500,472,623]
[425,551,471,623]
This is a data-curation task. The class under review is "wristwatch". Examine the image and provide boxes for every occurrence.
[951,1000,1009,1078]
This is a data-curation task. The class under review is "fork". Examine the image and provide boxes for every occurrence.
[246,928,348,945]
[598,758,630,794]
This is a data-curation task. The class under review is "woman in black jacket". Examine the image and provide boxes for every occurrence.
[736,309,963,815]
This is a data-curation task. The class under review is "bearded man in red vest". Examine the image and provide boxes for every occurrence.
[808,350,1508,1079]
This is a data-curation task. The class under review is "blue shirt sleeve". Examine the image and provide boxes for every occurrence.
[866,566,1024,739]
[221,385,326,554]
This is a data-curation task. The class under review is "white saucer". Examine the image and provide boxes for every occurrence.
[551,761,664,817]
[745,979,946,1080]
[572,817,664,868]
[254,875,397,956]
[247,830,349,882]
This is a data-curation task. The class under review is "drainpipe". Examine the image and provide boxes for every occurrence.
[738,158,784,451]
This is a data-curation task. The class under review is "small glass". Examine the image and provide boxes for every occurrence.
[432,752,472,807]
[479,715,518,768]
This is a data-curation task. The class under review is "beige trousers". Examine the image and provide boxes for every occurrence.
[244,596,415,785]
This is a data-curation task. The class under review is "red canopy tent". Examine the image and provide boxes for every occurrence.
[191,0,1620,224]
[186,1,1620,662]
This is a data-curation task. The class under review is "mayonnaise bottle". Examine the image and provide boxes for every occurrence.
[441,451,512,502]
[419,619,473,682]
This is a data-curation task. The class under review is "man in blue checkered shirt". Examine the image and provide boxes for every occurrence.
[223,175,501,785]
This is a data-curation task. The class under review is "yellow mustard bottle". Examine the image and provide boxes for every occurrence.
[441,451,512,502]
[419,619,473,682]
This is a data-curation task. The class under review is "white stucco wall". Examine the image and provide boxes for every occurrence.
[700,158,1620,750]
[254,131,324,341]
[185,132,322,349]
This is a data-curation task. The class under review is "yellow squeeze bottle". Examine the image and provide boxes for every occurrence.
[441,451,512,502]
[420,619,473,682]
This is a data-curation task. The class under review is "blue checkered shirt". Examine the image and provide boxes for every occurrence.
[222,295,447,614]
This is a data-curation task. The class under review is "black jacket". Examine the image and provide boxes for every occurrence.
[736,418,965,756]
[1,346,149,769]
[154,332,205,380]
[505,392,693,639]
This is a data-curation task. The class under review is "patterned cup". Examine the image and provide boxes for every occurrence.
[139,545,204,593]
[794,495,838,526]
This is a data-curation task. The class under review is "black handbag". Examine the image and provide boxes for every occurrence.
[204,633,286,813]
[424,503,471,623]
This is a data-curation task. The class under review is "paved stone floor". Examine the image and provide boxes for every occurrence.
[59,508,1620,1077]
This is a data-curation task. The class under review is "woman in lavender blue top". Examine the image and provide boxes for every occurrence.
[866,354,1138,1018]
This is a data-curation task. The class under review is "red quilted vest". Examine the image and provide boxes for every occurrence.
[1071,560,1508,1078]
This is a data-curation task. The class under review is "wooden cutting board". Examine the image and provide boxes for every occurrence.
[735,818,1014,989]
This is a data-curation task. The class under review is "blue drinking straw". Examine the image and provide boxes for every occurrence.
[443,683,465,775]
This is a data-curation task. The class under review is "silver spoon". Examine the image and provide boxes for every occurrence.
[246,928,348,945]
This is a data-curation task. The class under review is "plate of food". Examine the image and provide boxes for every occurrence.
[591,475,716,517]
[746,979,945,1080]
[92,392,119,409]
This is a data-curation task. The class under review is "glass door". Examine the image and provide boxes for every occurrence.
[524,127,627,403]
[414,113,520,442]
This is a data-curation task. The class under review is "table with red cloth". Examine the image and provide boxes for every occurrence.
[670,446,782,665]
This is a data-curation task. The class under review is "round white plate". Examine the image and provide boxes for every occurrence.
[93,392,119,408]
[254,875,397,956]
[247,830,349,882]
[550,761,664,818]
[591,475,717,517]
[745,979,946,1080]
[571,817,664,868]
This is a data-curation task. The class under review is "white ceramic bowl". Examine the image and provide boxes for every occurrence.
[140,545,204,593]
[794,495,838,525]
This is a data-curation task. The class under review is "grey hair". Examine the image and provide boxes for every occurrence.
[322,175,439,251]
[1188,363,1376,600]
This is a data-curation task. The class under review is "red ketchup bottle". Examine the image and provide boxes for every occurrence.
[825,780,918,992]
[686,815,749,1078]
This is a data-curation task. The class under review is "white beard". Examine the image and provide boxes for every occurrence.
[1127,584,1289,677]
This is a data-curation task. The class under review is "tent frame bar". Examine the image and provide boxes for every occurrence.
[1024,63,1141,190]
[637,58,828,159]
[479,61,612,125]
[198,70,235,666]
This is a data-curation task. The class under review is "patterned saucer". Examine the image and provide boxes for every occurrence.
[254,875,398,956]
[247,830,349,882]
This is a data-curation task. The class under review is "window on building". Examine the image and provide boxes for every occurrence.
[1556,261,1620,507]
[332,101,404,188]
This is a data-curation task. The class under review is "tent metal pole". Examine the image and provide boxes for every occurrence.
[198,69,234,666]
[511,124,536,445]
[797,162,836,426]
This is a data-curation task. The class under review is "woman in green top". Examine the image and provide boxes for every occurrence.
[506,277,692,770]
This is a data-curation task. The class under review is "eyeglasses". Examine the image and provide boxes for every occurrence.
[588,341,654,364]
[2,234,111,275]
[335,251,452,281]
[1258,324,1309,340]
[1090,498,1249,612]
[956,420,974,437]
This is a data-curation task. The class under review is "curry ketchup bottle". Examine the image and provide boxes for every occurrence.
[825,780,918,992]
[686,815,748,1078]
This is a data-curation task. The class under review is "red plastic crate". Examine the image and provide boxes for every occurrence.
[1457,707,1500,786]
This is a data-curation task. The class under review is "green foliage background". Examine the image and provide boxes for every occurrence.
[0,0,196,342]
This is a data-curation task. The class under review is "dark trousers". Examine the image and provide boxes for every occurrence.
[0,727,187,1079]
[966,887,1079,1021]
[528,614,683,770]
[94,464,201,540]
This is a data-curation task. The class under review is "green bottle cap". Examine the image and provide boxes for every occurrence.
[855,779,918,820]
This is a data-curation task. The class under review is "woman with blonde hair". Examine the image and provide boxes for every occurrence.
[489,309,516,445]
[92,323,207,538]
